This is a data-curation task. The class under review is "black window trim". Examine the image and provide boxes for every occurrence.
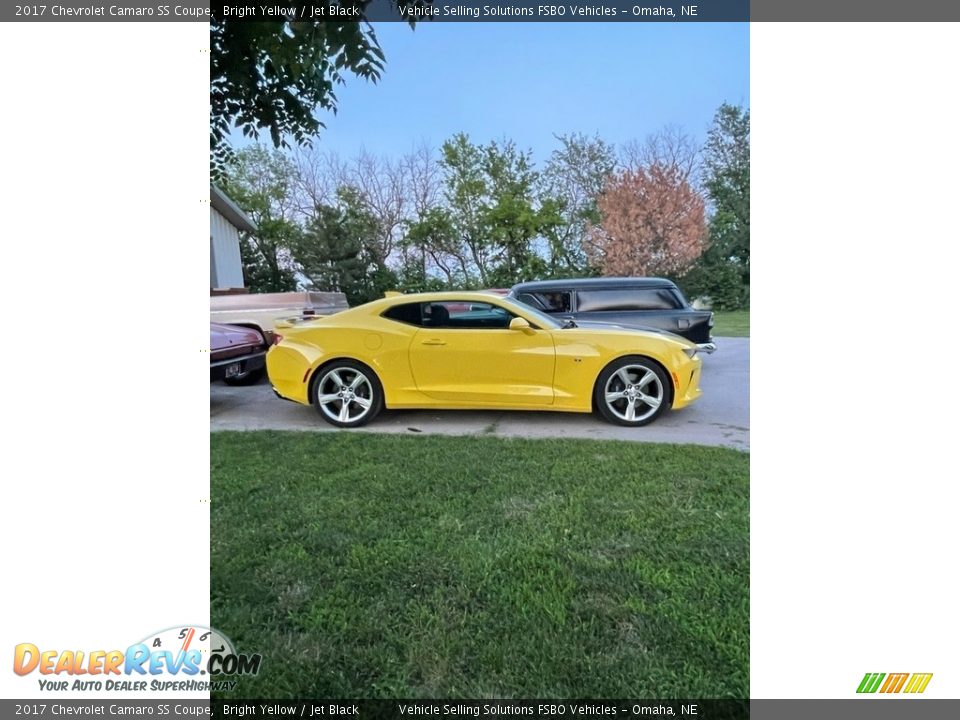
[380,301,424,327]
[382,300,524,330]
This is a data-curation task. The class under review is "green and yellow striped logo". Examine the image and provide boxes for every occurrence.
[857,672,933,694]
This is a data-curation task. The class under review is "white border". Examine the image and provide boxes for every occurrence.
[0,22,210,698]
[751,22,960,698]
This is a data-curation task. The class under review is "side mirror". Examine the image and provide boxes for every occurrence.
[509,317,532,331]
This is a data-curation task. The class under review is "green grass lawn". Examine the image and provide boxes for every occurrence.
[211,432,748,698]
[712,310,750,337]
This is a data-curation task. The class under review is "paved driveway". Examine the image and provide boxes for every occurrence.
[211,337,749,450]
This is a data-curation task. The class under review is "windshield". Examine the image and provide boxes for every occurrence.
[497,296,563,330]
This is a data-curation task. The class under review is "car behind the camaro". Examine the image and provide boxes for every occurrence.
[266,292,702,428]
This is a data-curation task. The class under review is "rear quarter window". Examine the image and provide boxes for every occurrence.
[516,291,571,313]
[382,302,424,326]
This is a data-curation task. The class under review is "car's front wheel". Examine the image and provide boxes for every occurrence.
[594,357,670,427]
[311,360,383,428]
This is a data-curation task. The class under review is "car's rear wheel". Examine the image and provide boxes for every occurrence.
[311,360,383,428]
[594,357,670,427]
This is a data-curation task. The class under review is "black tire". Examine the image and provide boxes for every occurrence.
[310,359,384,428]
[223,367,265,386]
[593,356,671,427]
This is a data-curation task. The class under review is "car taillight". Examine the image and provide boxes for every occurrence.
[272,334,283,345]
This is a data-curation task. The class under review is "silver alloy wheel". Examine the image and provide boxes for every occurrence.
[316,366,374,424]
[603,365,664,423]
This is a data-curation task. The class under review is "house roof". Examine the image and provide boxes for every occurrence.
[210,185,257,234]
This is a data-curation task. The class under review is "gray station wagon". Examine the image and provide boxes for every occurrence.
[509,277,716,352]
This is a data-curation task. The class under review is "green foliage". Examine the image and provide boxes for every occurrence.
[438,133,563,287]
[237,232,297,294]
[675,104,750,310]
[704,103,750,274]
[212,431,749,698]
[438,134,493,285]
[210,14,419,178]
[543,133,617,275]
[394,256,449,294]
[703,104,750,287]
[401,207,467,286]
[295,187,397,305]
[216,107,748,298]
[677,260,747,311]
[221,146,301,293]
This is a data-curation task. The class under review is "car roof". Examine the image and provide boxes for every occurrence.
[511,277,677,292]
[365,291,522,308]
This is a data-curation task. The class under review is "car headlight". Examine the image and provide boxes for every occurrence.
[682,347,699,359]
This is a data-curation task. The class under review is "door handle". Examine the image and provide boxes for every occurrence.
[421,339,446,346]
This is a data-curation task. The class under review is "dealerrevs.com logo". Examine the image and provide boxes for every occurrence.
[857,672,933,694]
[13,625,261,692]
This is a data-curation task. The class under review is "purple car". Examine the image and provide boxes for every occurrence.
[210,323,267,385]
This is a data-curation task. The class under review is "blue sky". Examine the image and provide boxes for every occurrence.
[240,22,749,161]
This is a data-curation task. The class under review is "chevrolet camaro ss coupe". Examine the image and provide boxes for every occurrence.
[266,292,703,428]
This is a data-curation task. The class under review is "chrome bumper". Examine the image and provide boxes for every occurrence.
[696,342,717,354]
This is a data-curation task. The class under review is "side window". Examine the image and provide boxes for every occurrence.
[425,301,514,329]
[671,287,690,307]
[530,291,571,313]
[577,288,680,312]
[516,292,546,310]
[382,302,424,326]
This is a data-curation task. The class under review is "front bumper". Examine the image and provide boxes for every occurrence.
[671,358,703,410]
[696,342,717,354]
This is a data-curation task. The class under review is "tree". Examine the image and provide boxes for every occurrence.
[622,124,702,187]
[294,187,397,305]
[586,164,707,277]
[703,103,750,283]
[439,134,493,285]
[439,133,560,286]
[543,132,617,275]
[679,104,750,309]
[221,145,301,293]
[480,139,560,285]
[401,207,466,287]
[396,144,444,286]
[343,149,408,264]
[210,15,414,176]
[291,145,345,217]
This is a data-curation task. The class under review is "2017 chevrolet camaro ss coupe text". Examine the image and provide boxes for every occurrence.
[266,293,703,428]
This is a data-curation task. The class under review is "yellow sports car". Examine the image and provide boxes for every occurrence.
[267,292,702,428]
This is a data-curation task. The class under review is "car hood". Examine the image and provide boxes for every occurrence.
[569,320,691,344]
[210,323,262,351]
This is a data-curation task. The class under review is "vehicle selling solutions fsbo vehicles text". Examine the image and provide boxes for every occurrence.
[396,4,693,18]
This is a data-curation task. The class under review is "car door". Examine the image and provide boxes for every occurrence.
[408,300,556,406]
